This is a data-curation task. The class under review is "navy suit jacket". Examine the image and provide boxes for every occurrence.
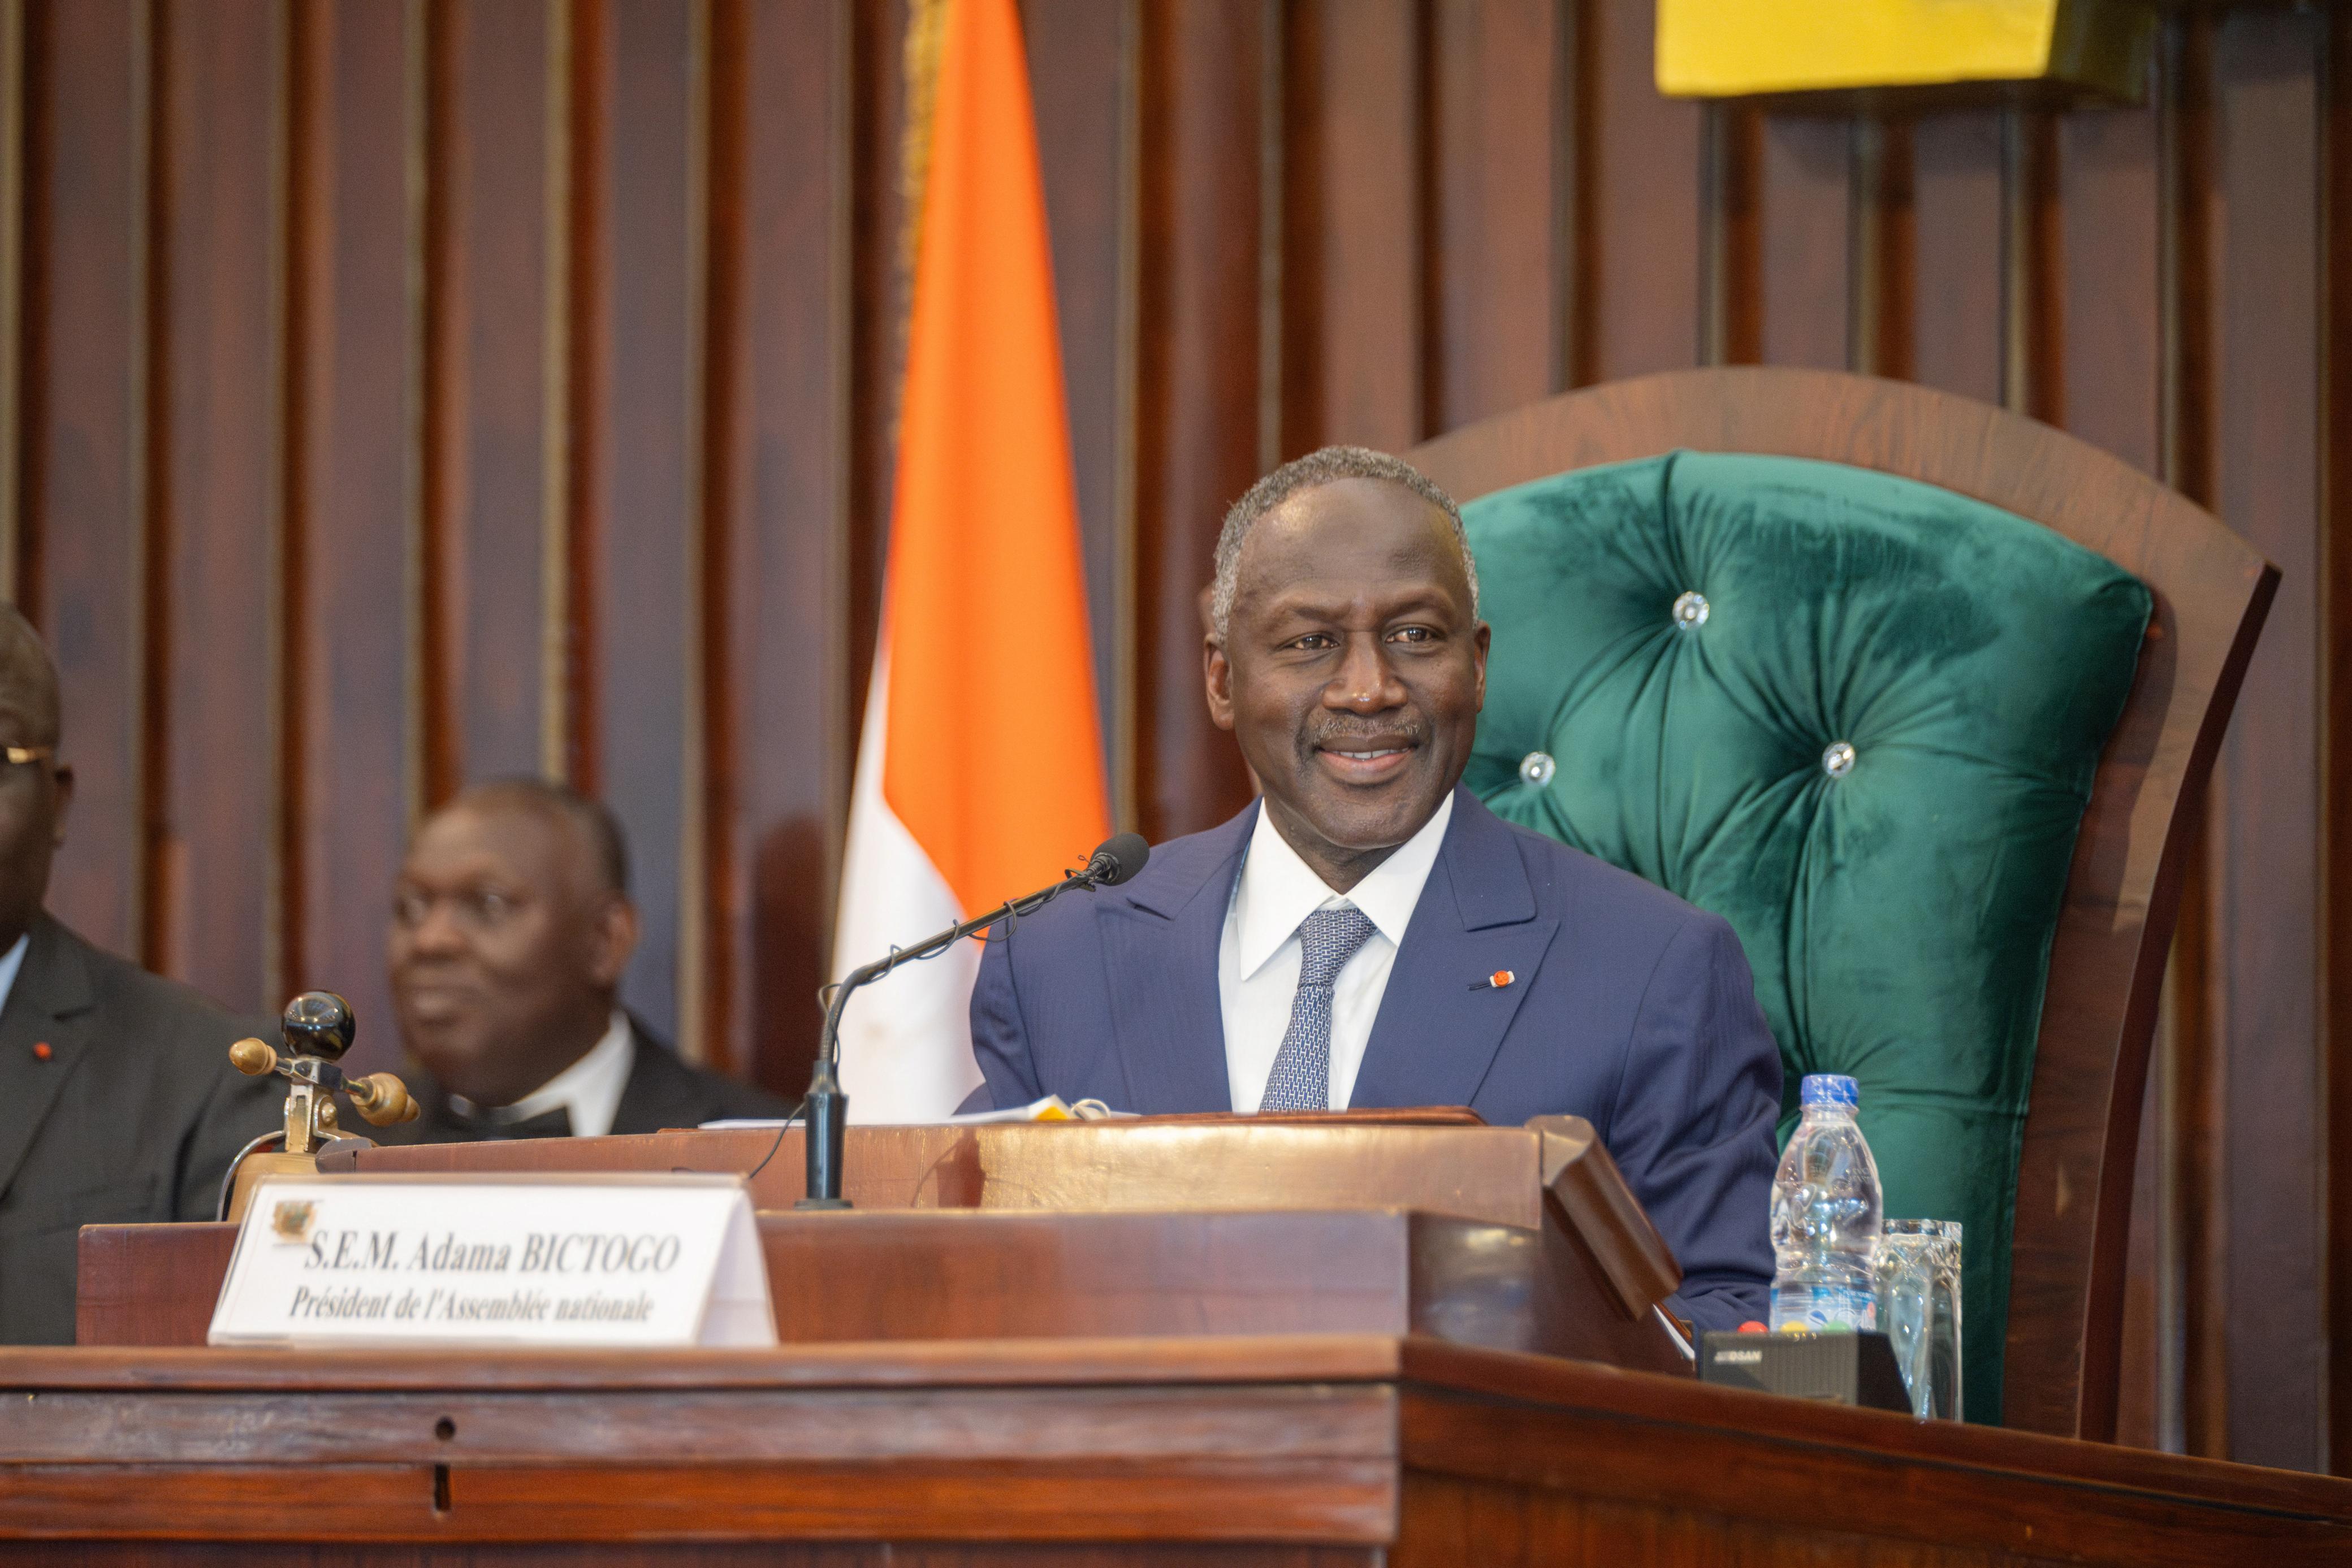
[967,786,1783,1331]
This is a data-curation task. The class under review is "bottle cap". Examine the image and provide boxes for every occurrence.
[1800,1073,1860,1110]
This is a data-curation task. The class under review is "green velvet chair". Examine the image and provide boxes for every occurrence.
[1408,368,2274,1438]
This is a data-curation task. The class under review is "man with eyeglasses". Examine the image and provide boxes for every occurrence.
[0,608,276,1344]
[382,778,788,1142]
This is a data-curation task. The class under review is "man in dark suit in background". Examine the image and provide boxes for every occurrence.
[966,447,1785,1331]
[384,779,789,1141]
[0,608,278,1344]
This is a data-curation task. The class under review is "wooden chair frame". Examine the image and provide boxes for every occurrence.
[1408,367,2276,1440]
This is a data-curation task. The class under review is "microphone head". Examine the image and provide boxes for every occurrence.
[282,991,357,1062]
[1087,831,1151,887]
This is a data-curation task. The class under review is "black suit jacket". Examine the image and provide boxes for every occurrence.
[391,1015,793,1142]
[0,916,280,1344]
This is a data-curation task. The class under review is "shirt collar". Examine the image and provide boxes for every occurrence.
[453,1010,634,1135]
[1233,792,1454,979]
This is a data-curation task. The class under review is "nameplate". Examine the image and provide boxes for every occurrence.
[207,1173,776,1349]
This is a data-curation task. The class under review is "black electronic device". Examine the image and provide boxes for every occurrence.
[1699,1330,1914,1414]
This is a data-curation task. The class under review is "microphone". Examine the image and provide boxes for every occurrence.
[1084,831,1149,887]
[796,831,1152,1209]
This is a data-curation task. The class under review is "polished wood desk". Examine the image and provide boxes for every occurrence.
[3,1333,2347,1564]
[33,1118,2352,1562]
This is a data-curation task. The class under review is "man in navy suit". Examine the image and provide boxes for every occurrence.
[967,445,1782,1330]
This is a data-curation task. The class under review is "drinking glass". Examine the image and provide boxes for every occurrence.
[1874,1219,1962,1420]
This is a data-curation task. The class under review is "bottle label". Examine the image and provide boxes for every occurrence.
[1768,1283,1878,1332]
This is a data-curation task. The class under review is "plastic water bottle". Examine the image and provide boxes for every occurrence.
[1769,1073,1883,1331]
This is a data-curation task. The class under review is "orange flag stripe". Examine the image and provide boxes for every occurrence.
[880,0,1111,917]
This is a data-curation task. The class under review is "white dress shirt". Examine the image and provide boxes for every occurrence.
[449,1009,634,1139]
[1218,793,1454,1113]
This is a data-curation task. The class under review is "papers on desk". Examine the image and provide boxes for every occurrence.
[699,1094,1134,1130]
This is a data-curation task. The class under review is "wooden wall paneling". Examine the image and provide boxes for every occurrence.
[1426,0,1560,431]
[2001,109,2063,423]
[1279,0,1421,457]
[0,0,20,595]
[1581,0,1701,380]
[1131,0,1263,842]
[424,0,558,794]
[712,0,851,1091]
[18,0,149,960]
[2209,5,2324,1476]
[1908,112,2004,405]
[1755,115,1849,371]
[844,0,906,764]
[1023,0,1129,786]
[2327,0,2352,1484]
[582,0,693,1046]
[152,0,286,1013]
[2057,107,2163,477]
[282,0,418,1059]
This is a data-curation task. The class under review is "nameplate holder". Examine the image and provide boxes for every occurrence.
[208,1172,776,1349]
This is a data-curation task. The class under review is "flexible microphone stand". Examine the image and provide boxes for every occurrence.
[797,833,1149,1209]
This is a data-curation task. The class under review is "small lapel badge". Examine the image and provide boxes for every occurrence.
[31,1041,51,1061]
[1468,969,1516,992]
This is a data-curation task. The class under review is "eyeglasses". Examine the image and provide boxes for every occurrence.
[2,747,54,768]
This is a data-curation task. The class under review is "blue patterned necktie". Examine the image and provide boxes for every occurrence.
[1260,903,1380,1112]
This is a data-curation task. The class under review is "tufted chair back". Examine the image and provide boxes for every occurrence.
[1410,368,2275,1437]
[1459,449,2148,1424]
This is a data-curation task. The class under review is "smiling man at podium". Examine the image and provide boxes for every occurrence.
[966,447,1783,1329]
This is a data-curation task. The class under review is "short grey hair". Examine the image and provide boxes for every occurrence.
[1209,445,1480,643]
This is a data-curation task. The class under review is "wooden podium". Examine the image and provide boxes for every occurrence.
[16,1116,2352,1563]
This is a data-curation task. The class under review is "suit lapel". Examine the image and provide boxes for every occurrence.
[1353,790,1558,1110]
[0,917,101,1201]
[610,1017,705,1134]
[1096,803,1255,1113]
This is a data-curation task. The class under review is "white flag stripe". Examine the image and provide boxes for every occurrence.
[830,636,984,1121]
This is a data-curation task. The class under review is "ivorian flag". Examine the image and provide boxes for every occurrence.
[831,0,1110,1120]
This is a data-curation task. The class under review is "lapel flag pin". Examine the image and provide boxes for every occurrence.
[1467,970,1515,992]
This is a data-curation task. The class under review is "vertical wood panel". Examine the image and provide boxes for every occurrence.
[1280,0,1420,455]
[2058,109,2161,475]
[0,0,21,597]
[2327,0,2352,1484]
[2209,5,2323,1475]
[1908,113,2004,405]
[709,0,850,1092]
[1023,0,1126,766]
[583,0,692,1043]
[1584,0,1701,379]
[19,0,148,959]
[1131,0,1261,842]
[1756,116,1848,370]
[286,0,416,1059]
[427,0,554,790]
[1427,0,1558,431]
[844,0,905,765]
[153,0,283,1010]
